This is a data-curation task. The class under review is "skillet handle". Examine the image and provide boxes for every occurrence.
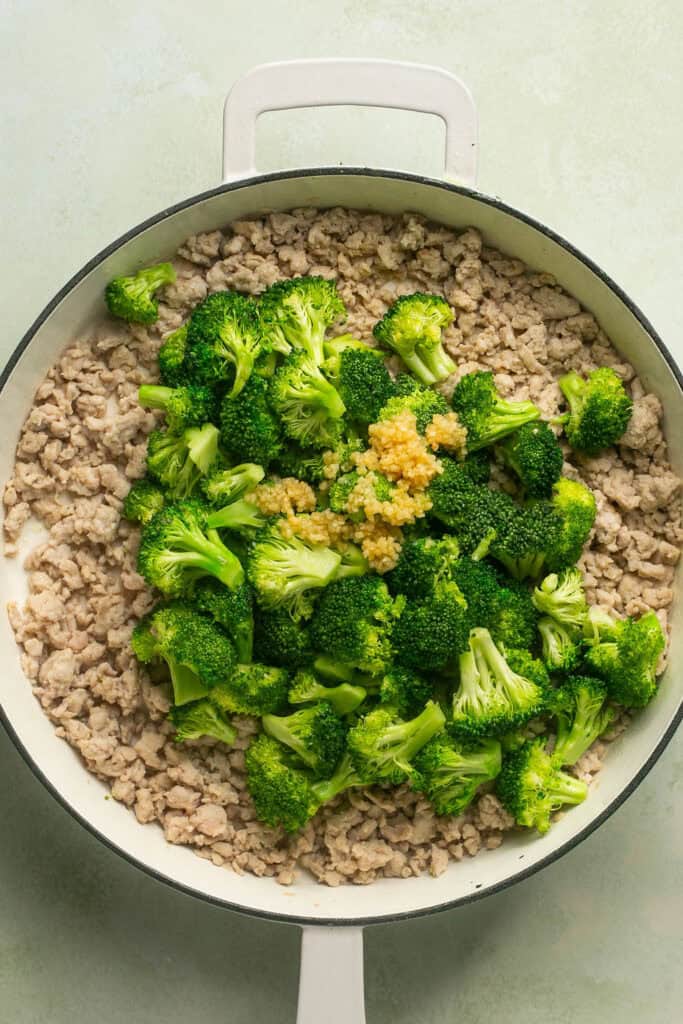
[222,58,477,186]
[297,925,366,1024]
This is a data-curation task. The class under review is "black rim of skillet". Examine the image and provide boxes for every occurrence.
[1,167,682,928]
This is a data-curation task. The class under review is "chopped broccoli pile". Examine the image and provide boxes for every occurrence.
[105,262,176,324]
[558,367,633,455]
[373,293,456,384]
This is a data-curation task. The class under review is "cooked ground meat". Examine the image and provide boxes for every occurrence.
[4,209,681,886]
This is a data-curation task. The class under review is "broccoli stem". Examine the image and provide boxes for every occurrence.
[420,345,456,383]
[548,770,589,807]
[380,702,446,768]
[311,753,361,804]
[138,384,174,411]
[167,659,209,706]
[206,499,263,532]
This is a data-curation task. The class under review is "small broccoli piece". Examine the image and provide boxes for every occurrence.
[186,291,263,396]
[392,581,469,672]
[558,368,633,455]
[122,478,165,525]
[245,734,319,832]
[387,535,461,601]
[206,497,266,536]
[288,670,367,715]
[253,608,313,668]
[532,568,588,629]
[322,337,395,426]
[583,606,665,707]
[158,325,189,387]
[546,478,597,572]
[137,498,244,596]
[169,699,236,745]
[328,469,396,522]
[310,575,403,675]
[451,557,501,625]
[211,663,290,716]
[490,499,561,581]
[496,738,588,833]
[105,262,176,324]
[201,462,265,507]
[377,666,432,719]
[220,374,283,466]
[191,577,253,663]
[498,421,564,497]
[248,526,345,621]
[138,383,219,431]
[413,734,502,816]
[348,701,446,785]
[311,655,361,684]
[452,371,540,450]
[462,450,491,485]
[538,617,581,671]
[310,751,364,805]
[503,648,551,690]
[131,603,236,705]
[377,385,450,434]
[550,676,615,766]
[146,424,219,499]
[451,627,546,738]
[428,458,513,557]
[263,704,347,778]
[259,276,346,363]
[269,351,346,449]
[373,293,455,385]
[489,580,539,650]
[275,445,326,484]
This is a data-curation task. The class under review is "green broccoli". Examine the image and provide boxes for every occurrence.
[328,470,396,521]
[288,670,367,715]
[377,666,432,719]
[259,276,346,363]
[496,738,588,833]
[206,497,266,536]
[392,581,469,672]
[322,336,395,426]
[348,700,446,785]
[263,704,347,778]
[158,325,189,387]
[191,577,253,663]
[387,535,461,601]
[583,606,665,707]
[413,734,502,816]
[545,478,596,572]
[138,383,219,431]
[309,575,403,675]
[498,421,564,497]
[210,663,290,716]
[428,458,513,558]
[131,603,236,705]
[503,648,551,690]
[451,370,540,450]
[532,568,588,629]
[372,293,456,385]
[490,500,561,580]
[105,262,176,324]
[538,616,581,671]
[550,676,615,766]
[451,556,502,626]
[558,368,633,455]
[253,608,313,668]
[377,385,450,434]
[220,374,283,466]
[201,462,265,507]
[451,627,546,738]
[461,450,492,485]
[488,579,539,650]
[122,478,165,525]
[245,734,319,832]
[248,526,347,621]
[137,498,245,596]
[186,291,263,396]
[169,699,236,745]
[146,424,219,499]
[269,351,346,449]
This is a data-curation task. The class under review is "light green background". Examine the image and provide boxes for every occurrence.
[2,1,682,1021]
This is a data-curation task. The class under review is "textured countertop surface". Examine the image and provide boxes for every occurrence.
[2,2,682,1021]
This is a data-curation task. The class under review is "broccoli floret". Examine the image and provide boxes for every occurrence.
[377,666,432,719]
[322,337,395,425]
[498,421,564,497]
[451,557,500,625]
[348,700,446,785]
[372,293,455,385]
[428,458,513,557]
[138,383,219,431]
[496,738,588,833]
[490,499,560,580]
[546,478,596,572]
[146,424,219,499]
[123,478,165,525]
[462,450,491,485]
[259,276,346,363]
[169,699,236,745]
[538,617,581,671]
[583,606,665,707]
[211,663,290,716]
[503,648,551,690]
[248,526,347,621]
[137,498,244,596]
[452,371,540,450]
[310,575,403,675]
[253,608,313,668]
[328,470,396,522]
[558,368,633,455]
[206,497,266,536]
[201,462,265,507]
[489,580,539,650]
[245,734,319,832]
[269,351,346,449]
[105,262,176,324]
[263,704,347,778]
[158,325,189,387]
[186,291,263,396]
[220,374,283,467]
[451,627,546,738]
[387,535,461,601]
[377,386,450,434]
[532,568,588,628]
[550,675,615,766]
[275,445,326,484]
[413,734,502,816]
[191,577,253,663]
[311,655,361,684]
[310,751,364,805]
[288,670,367,716]
[131,603,236,705]
[392,580,469,672]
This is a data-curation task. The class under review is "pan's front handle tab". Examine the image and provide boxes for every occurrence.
[297,925,366,1024]
[223,58,478,186]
